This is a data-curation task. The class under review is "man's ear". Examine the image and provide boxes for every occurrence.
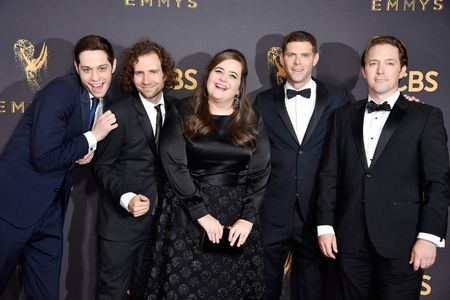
[361,66,367,80]
[399,65,407,80]
[74,61,79,74]
[313,52,320,67]
[112,59,117,74]
[280,53,285,68]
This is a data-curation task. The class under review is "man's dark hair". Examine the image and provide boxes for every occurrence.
[282,31,318,54]
[74,35,114,66]
[361,35,408,67]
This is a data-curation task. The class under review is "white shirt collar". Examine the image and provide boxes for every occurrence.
[138,93,165,110]
[368,90,400,108]
[285,78,315,91]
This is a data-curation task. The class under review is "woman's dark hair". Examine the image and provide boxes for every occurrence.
[184,49,258,148]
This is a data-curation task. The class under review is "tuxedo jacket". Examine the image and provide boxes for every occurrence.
[0,74,91,229]
[317,94,450,258]
[94,94,177,242]
[254,80,350,227]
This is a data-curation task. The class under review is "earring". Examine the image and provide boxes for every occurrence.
[233,94,240,108]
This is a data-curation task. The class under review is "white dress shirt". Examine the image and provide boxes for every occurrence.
[284,79,317,145]
[120,93,166,212]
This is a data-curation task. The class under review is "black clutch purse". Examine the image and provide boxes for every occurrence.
[201,226,243,255]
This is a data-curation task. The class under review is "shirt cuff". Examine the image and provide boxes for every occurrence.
[120,192,136,212]
[317,225,335,237]
[417,232,445,248]
[83,131,98,151]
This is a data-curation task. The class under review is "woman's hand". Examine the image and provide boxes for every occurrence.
[197,214,223,243]
[229,219,253,247]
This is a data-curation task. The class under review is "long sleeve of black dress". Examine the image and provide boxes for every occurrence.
[159,103,270,223]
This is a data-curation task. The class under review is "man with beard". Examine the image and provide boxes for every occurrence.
[93,39,178,300]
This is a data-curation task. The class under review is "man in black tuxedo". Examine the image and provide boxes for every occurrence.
[93,39,178,300]
[254,31,350,299]
[317,35,450,300]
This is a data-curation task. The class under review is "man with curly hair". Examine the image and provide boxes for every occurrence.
[93,39,178,300]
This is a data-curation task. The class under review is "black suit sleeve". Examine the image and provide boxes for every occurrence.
[93,108,128,202]
[419,107,450,239]
[317,110,340,226]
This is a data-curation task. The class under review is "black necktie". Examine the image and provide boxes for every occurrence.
[88,98,99,129]
[286,88,311,99]
[366,101,391,113]
[154,104,162,145]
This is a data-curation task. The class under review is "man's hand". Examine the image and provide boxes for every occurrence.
[127,194,150,218]
[198,214,223,243]
[410,239,437,271]
[403,94,421,103]
[91,110,118,142]
[75,150,94,165]
[318,234,338,259]
[229,219,253,247]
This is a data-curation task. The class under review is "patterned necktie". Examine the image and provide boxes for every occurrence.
[286,88,311,99]
[154,104,162,145]
[88,98,99,129]
[366,101,391,113]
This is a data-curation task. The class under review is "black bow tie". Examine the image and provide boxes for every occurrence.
[366,101,391,113]
[286,88,311,99]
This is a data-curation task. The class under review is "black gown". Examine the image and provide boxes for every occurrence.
[145,102,270,299]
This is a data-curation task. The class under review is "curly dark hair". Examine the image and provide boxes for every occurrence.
[184,49,258,149]
[119,39,177,93]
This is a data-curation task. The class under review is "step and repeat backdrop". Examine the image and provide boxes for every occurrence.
[1,0,449,299]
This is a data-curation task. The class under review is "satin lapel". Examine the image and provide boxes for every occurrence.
[370,95,407,168]
[351,101,369,171]
[80,88,90,132]
[301,83,328,148]
[133,96,157,155]
[163,95,172,125]
[275,87,300,146]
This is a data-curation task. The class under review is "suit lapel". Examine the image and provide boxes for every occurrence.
[274,86,300,146]
[80,88,90,132]
[370,95,408,168]
[351,100,369,171]
[301,81,328,148]
[133,96,157,155]
[163,95,172,127]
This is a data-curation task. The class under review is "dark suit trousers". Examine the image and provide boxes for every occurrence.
[0,197,63,300]
[262,202,323,300]
[337,236,422,300]
[97,237,148,300]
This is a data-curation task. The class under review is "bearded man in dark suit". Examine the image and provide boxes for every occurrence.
[93,39,178,300]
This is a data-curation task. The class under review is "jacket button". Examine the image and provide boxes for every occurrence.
[298,151,303,155]
[365,174,372,178]
[54,188,59,193]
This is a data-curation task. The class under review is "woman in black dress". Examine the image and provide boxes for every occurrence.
[146,49,270,299]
